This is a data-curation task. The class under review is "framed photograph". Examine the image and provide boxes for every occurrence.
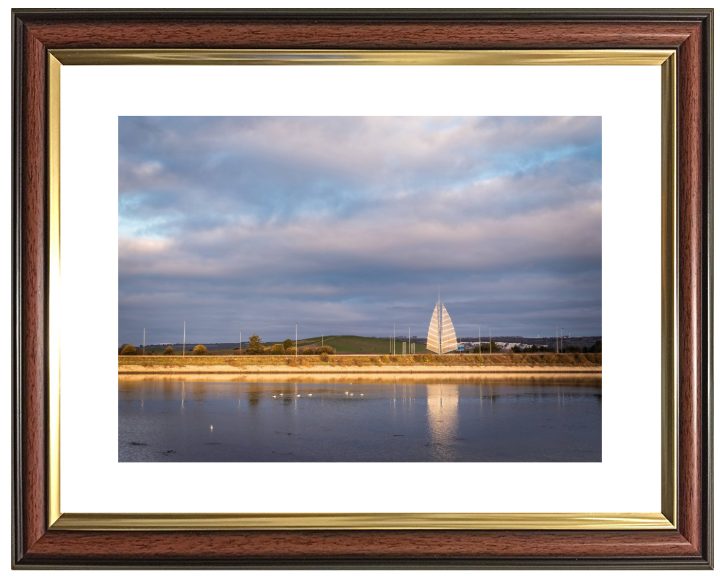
[12,9,712,568]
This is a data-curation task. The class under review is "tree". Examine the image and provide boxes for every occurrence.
[120,344,137,355]
[245,334,264,355]
[479,342,501,353]
[316,345,335,355]
[590,340,602,353]
[270,343,285,355]
[285,346,297,355]
[283,339,293,350]
[163,346,174,355]
[302,348,316,355]
[193,344,207,355]
[511,345,522,353]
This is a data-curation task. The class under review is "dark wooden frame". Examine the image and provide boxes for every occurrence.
[11,9,713,568]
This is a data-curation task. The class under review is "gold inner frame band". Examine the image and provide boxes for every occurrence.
[48,53,61,528]
[47,48,677,531]
[50,48,674,66]
[53,512,672,531]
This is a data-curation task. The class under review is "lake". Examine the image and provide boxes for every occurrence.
[118,376,601,462]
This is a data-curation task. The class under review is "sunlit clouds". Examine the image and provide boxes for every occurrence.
[119,116,601,344]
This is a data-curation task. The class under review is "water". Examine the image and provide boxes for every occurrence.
[118,376,601,462]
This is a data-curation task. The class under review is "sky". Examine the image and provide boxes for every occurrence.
[118,116,601,345]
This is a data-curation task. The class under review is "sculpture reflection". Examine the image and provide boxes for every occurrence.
[426,385,459,461]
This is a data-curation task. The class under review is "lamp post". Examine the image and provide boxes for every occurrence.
[183,321,185,357]
[143,328,145,356]
[295,323,298,356]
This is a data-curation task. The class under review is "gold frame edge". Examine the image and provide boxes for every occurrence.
[660,52,678,527]
[51,512,674,531]
[48,53,62,528]
[46,48,677,532]
[50,48,674,66]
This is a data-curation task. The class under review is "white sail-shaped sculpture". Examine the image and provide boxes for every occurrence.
[426,301,459,354]
[440,304,458,353]
[427,306,440,353]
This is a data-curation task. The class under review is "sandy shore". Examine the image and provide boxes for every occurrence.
[119,364,601,375]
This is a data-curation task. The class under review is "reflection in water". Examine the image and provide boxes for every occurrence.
[119,376,601,463]
[426,385,459,461]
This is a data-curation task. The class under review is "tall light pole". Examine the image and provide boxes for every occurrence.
[143,328,145,356]
[183,321,186,357]
[489,326,492,355]
[560,328,563,353]
[239,330,242,353]
[556,327,558,353]
[408,326,410,356]
[393,324,395,356]
[479,325,481,355]
[295,323,298,356]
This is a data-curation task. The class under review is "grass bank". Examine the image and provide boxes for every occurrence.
[119,352,601,374]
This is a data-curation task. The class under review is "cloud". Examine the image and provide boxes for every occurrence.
[118,116,601,344]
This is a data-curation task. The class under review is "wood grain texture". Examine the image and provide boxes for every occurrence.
[21,530,702,567]
[19,23,47,557]
[11,9,713,568]
[676,20,709,560]
[25,20,698,50]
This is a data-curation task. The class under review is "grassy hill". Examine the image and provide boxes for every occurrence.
[137,335,428,355]
[297,335,428,355]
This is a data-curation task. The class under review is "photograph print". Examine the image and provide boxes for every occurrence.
[118,116,602,463]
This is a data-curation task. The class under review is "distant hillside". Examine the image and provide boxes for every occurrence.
[457,336,602,350]
[131,336,428,355]
[130,335,599,355]
[297,335,429,355]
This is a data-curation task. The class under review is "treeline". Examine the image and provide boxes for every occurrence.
[242,334,335,356]
[470,342,503,353]
[508,340,601,354]
[118,334,336,357]
[119,343,202,356]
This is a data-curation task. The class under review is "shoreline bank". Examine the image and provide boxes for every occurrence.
[119,364,601,376]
